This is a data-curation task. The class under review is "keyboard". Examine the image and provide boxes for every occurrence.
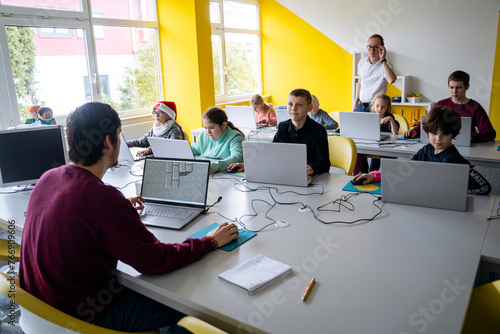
[142,205,193,219]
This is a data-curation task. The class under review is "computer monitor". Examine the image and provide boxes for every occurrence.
[0,125,68,188]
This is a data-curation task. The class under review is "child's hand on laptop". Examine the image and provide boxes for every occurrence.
[136,148,151,157]
[307,165,313,175]
[129,196,145,211]
[206,222,239,248]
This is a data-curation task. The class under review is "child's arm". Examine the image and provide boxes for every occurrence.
[381,116,399,134]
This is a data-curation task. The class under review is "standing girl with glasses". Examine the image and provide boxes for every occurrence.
[352,34,397,113]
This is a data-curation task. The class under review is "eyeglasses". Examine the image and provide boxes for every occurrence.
[366,45,380,50]
[152,111,166,117]
[41,112,53,117]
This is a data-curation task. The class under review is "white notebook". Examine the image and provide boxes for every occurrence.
[219,254,292,295]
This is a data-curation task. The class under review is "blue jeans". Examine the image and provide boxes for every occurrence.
[94,288,192,333]
[356,101,371,113]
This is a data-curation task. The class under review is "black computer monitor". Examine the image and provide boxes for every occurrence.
[0,125,68,188]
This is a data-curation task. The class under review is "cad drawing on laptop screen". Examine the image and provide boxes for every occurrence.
[141,159,208,206]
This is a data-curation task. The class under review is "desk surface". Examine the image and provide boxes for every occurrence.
[1,165,497,333]
[481,196,500,264]
[115,172,496,334]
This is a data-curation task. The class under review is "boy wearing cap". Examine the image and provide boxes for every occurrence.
[127,101,185,157]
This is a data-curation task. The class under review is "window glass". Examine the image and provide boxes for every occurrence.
[0,0,82,11]
[209,1,220,24]
[94,26,160,111]
[90,0,155,21]
[225,33,258,96]
[223,1,258,30]
[6,25,89,119]
[212,35,223,96]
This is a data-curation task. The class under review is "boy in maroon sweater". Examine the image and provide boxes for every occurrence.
[20,102,238,332]
[405,70,496,142]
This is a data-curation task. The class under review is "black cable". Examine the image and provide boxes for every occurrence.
[487,206,500,221]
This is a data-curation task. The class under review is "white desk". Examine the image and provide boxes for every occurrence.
[115,173,496,334]
[1,166,497,333]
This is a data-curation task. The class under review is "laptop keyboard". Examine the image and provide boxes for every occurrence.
[142,205,193,219]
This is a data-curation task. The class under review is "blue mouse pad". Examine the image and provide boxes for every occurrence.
[497,145,499,151]
[397,136,420,141]
[342,180,381,195]
[224,171,245,177]
[187,223,256,251]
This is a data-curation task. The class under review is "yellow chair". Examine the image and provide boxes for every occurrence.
[0,218,20,263]
[178,316,228,334]
[327,136,357,175]
[329,111,341,125]
[393,113,409,134]
[0,273,158,334]
[461,279,500,334]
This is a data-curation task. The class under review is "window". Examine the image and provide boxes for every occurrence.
[210,0,261,103]
[0,0,161,127]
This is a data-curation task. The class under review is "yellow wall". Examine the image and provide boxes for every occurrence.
[260,0,352,111]
[157,0,215,136]
[489,12,500,140]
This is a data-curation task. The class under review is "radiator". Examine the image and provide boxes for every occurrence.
[121,122,152,141]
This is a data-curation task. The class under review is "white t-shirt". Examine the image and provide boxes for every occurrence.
[358,56,393,103]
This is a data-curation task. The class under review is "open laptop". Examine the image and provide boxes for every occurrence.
[381,159,469,211]
[339,111,390,141]
[139,157,210,229]
[242,142,315,187]
[149,137,195,159]
[420,115,472,147]
[276,108,290,124]
[226,106,257,129]
[118,132,147,163]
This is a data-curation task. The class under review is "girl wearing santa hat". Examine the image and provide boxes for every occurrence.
[127,101,185,157]
[191,107,244,174]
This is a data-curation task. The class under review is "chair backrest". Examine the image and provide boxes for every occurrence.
[182,128,190,143]
[0,273,158,334]
[462,279,500,334]
[177,316,228,334]
[327,136,357,175]
[329,111,340,125]
[393,113,409,134]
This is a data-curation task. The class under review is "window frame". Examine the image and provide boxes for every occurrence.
[0,1,162,129]
[210,0,262,104]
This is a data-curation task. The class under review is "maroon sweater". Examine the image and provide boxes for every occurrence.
[20,164,214,320]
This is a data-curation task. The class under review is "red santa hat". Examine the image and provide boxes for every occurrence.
[152,101,177,121]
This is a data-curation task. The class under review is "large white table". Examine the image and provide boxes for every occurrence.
[111,169,496,334]
[1,164,497,333]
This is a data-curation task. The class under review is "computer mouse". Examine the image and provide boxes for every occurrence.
[226,167,239,173]
[351,177,366,186]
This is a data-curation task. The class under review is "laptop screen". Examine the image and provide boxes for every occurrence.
[141,158,209,206]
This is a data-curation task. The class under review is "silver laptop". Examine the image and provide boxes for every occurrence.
[226,106,257,129]
[140,157,210,229]
[339,111,390,141]
[149,137,195,159]
[420,115,471,147]
[243,142,315,187]
[381,159,469,211]
[118,132,146,163]
[276,108,290,124]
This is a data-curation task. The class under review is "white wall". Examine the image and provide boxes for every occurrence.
[276,0,499,111]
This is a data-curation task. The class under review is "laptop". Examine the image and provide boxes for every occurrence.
[339,111,390,141]
[226,106,257,129]
[242,142,315,187]
[149,137,195,159]
[420,115,472,147]
[118,132,147,163]
[276,108,290,124]
[381,159,469,211]
[139,157,210,229]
